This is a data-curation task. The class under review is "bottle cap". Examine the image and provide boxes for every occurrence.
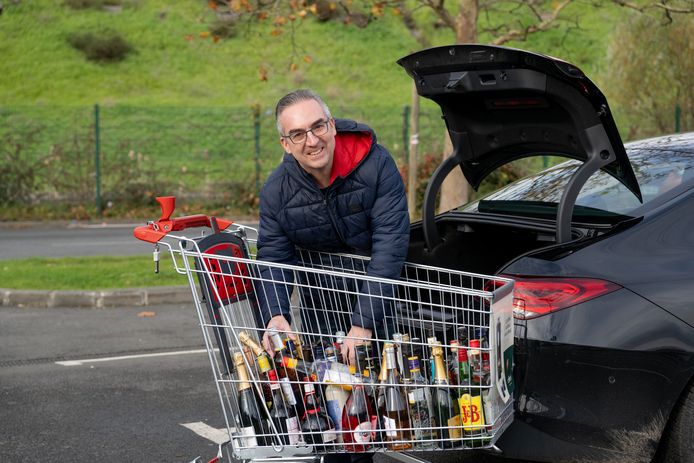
[267,369,278,382]
[458,347,469,362]
[470,339,481,349]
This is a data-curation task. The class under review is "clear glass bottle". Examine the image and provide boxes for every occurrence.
[407,356,437,449]
[342,371,375,452]
[383,345,412,450]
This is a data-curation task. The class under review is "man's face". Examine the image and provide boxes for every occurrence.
[278,99,336,182]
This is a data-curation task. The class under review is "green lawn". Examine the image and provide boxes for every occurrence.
[0,255,185,290]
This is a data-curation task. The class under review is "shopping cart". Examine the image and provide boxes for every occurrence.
[134,197,515,463]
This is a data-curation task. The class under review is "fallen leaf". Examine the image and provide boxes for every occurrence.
[138,311,156,318]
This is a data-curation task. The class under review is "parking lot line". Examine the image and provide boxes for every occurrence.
[55,349,208,366]
[181,421,232,445]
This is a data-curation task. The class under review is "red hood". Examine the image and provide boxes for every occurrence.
[329,131,373,185]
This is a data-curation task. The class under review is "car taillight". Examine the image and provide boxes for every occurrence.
[499,275,621,320]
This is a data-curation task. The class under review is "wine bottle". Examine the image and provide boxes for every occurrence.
[382,345,412,450]
[234,352,272,448]
[342,371,376,452]
[300,379,338,452]
[268,370,300,445]
[238,331,272,374]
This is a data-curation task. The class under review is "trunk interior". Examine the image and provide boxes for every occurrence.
[406,217,560,275]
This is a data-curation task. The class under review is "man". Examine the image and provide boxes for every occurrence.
[256,89,409,365]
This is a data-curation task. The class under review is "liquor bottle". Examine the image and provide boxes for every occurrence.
[300,379,338,452]
[432,345,457,448]
[400,333,412,381]
[410,337,426,382]
[382,345,412,450]
[234,352,272,448]
[391,333,407,380]
[407,356,437,449]
[268,370,300,445]
[342,371,376,452]
[334,331,346,364]
[239,341,272,407]
[448,340,461,386]
[356,342,378,398]
[426,336,439,381]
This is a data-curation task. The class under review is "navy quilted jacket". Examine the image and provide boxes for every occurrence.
[256,119,410,330]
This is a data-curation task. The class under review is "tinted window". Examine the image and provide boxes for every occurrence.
[461,148,694,216]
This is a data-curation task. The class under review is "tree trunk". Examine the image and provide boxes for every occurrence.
[438,0,478,213]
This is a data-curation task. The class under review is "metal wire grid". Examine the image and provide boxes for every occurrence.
[157,227,514,460]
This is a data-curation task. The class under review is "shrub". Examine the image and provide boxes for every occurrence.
[68,31,133,63]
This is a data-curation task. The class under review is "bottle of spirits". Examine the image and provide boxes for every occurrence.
[391,333,407,380]
[382,345,412,450]
[300,379,338,452]
[448,340,461,386]
[342,371,376,452]
[267,370,300,445]
[234,352,272,448]
[407,356,437,449]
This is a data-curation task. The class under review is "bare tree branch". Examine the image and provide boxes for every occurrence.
[490,0,573,45]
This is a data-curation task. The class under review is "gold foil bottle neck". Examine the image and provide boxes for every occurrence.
[239,331,264,357]
[234,352,251,391]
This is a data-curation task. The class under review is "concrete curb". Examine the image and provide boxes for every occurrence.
[0,286,192,309]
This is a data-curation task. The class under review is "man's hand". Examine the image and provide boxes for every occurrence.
[342,325,372,366]
[262,315,297,355]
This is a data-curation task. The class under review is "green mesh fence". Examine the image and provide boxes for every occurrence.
[0,104,445,212]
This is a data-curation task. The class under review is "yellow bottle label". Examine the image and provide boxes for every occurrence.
[458,394,485,431]
[257,355,271,373]
[447,414,462,439]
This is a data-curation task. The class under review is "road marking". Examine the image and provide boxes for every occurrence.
[181,421,233,445]
[55,349,208,366]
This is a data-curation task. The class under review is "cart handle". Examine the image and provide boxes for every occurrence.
[133,196,233,243]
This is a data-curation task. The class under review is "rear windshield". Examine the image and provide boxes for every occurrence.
[460,147,694,217]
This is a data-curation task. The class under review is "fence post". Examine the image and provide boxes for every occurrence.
[252,105,261,193]
[94,104,102,217]
[402,105,410,166]
[675,104,681,133]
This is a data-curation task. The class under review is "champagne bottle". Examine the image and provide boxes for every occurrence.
[383,345,412,450]
[268,370,300,445]
[238,331,272,374]
[407,356,437,449]
[300,379,338,452]
[234,352,271,448]
[432,344,458,448]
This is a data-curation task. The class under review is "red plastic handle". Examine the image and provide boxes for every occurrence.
[133,196,233,243]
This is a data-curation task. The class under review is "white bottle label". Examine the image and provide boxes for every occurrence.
[383,416,398,437]
[353,421,372,443]
[279,378,297,405]
[285,416,300,445]
[238,425,258,448]
[323,427,338,443]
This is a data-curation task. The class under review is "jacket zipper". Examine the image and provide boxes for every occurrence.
[323,191,349,248]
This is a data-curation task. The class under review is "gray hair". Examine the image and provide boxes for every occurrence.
[275,89,332,135]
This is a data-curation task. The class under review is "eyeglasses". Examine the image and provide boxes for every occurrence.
[282,119,331,144]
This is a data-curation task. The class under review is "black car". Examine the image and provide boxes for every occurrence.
[398,45,694,462]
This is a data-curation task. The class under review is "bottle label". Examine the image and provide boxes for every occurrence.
[459,394,485,431]
[408,387,426,404]
[323,427,338,443]
[285,416,300,445]
[257,355,271,373]
[353,421,372,443]
[279,379,297,405]
[325,399,343,430]
[383,416,398,437]
[238,425,258,448]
